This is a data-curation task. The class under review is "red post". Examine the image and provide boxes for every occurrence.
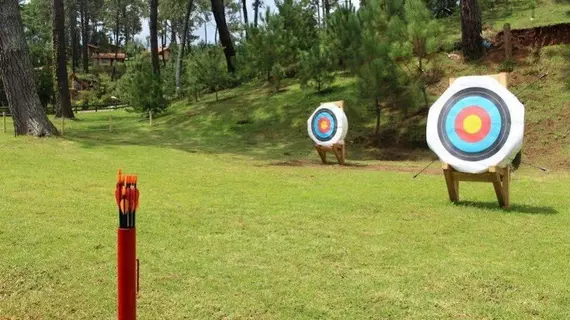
[117,228,137,320]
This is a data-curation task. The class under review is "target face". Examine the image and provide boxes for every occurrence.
[438,87,511,161]
[427,76,524,174]
[307,103,348,146]
[311,109,338,142]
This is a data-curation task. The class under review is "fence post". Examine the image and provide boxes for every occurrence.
[149,110,153,127]
[109,115,113,132]
[2,112,6,133]
[61,116,65,135]
[504,23,512,60]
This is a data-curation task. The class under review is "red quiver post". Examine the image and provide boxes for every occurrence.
[117,228,137,320]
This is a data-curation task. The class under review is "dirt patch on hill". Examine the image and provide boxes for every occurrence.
[487,23,570,63]
[524,104,570,169]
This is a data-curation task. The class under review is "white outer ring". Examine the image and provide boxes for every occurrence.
[307,103,348,146]
[426,76,524,173]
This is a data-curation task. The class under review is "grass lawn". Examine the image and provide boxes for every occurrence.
[1,110,570,319]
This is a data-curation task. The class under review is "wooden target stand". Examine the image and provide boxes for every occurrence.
[314,100,346,165]
[443,72,512,208]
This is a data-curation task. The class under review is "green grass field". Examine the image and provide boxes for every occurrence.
[2,3,570,317]
[1,108,570,319]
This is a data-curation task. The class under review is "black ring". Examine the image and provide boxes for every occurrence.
[437,87,511,161]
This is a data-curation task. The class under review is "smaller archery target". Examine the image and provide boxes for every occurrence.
[307,103,348,146]
[427,76,524,174]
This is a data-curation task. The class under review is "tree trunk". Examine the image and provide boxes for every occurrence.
[80,1,89,72]
[253,0,259,27]
[461,0,483,60]
[0,0,59,136]
[242,0,248,36]
[375,97,381,145]
[52,0,75,118]
[150,0,160,75]
[323,0,329,26]
[316,0,320,26]
[70,5,79,74]
[170,21,177,46]
[161,21,167,67]
[111,0,121,81]
[204,17,208,43]
[210,0,236,73]
[176,0,194,94]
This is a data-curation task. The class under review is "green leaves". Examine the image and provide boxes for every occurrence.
[298,33,336,92]
[118,56,168,114]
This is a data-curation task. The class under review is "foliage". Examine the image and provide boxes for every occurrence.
[401,0,443,107]
[34,67,54,110]
[298,33,336,92]
[428,0,457,18]
[21,0,52,67]
[117,56,168,114]
[187,46,230,100]
[323,1,362,71]
[243,9,288,82]
[355,0,408,140]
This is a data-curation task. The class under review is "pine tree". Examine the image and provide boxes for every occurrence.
[298,33,336,92]
[187,46,228,101]
[117,56,167,114]
[354,0,407,144]
[402,0,442,107]
[324,2,361,70]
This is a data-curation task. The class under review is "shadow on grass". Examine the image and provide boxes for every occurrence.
[455,201,558,215]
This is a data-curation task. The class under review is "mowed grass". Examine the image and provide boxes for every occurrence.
[1,117,570,319]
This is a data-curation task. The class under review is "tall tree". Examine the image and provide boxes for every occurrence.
[52,0,75,118]
[176,0,195,93]
[252,0,261,27]
[69,1,80,73]
[355,0,406,144]
[0,0,59,136]
[241,0,248,31]
[80,0,89,72]
[460,0,482,60]
[150,0,161,75]
[210,0,236,72]
[403,0,441,107]
[111,0,122,81]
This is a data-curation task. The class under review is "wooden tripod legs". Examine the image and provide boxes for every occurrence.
[442,163,511,209]
[315,143,346,165]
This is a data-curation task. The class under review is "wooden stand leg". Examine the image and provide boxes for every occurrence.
[443,166,459,203]
[332,144,345,166]
[492,172,506,208]
[315,146,327,164]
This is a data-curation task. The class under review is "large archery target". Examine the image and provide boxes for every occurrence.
[307,103,348,146]
[427,76,524,173]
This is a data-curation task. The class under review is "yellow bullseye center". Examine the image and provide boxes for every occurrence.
[463,115,482,134]
[319,121,329,131]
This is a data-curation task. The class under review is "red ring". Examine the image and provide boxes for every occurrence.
[318,117,331,133]
[455,106,491,143]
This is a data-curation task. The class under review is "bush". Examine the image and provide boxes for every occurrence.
[298,34,336,92]
[117,56,168,115]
